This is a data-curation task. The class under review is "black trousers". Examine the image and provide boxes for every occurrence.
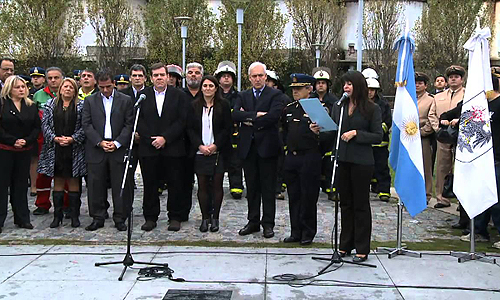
[140,155,186,222]
[87,153,133,223]
[0,149,31,227]
[227,145,244,192]
[284,151,322,241]
[321,152,334,192]
[372,146,391,195]
[337,161,373,255]
[242,143,277,228]
[275,148,285,194]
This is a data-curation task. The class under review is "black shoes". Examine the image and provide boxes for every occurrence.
[239,223,260,236]
[115,222,127,231]
[353,255,368,262]
[49,215,63,228]
[231,192,242,199]
[33,207,49,215]
[141,220,157,231]
[263,227,274,238]
[199,219,209,232]
[210,219,219,232]
[85,220,104,231]
[283,236,300,243]
[339,250,351,258]
[434,203,451,208]
[452,222,467,229]
[168,220,181,231]
[16,222,34,229]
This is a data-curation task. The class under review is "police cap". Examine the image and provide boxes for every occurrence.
[289,73,315,87]
[415,72,430,84]
[312,67,332,84]
[114,74,130,84]
[445,65,466,78]
[29,67,45,77]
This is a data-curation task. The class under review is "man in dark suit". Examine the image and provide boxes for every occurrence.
[82,69,134,231]
[232,61,285,238]
[137,63,190,232]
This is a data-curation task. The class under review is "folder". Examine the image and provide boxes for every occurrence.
[299,98,338,132]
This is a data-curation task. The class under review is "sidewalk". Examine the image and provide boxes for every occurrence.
[1,245,499,300]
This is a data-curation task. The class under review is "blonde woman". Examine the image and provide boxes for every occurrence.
[38,78,86,228]
[0,75,40,233]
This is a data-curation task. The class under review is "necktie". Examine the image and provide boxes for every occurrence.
[253,89,261,108]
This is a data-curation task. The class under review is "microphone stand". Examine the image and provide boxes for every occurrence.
[94,100,168,281]
[312,99,376,273]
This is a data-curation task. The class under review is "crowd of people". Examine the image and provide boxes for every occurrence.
[0,56,499,262]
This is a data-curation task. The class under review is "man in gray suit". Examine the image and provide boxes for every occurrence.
[82,69,134,231]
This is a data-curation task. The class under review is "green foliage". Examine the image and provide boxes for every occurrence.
[363,0,404,96]
[87,0,143,73]
[286,0,346,74]
[215,0,287,87]
[414,0,494,79]
[0,0,85,66]
[142,0,215,70]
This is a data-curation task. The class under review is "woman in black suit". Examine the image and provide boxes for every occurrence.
[0,76,41,233]
[189,75,232,232]
[330,71,382,262]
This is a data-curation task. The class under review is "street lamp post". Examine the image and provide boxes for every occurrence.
[312,43,324,68]
[234,0,250,92]
[174,16,192,88]
[356,0,364,71]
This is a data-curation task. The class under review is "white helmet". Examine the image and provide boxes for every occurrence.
[366,78,380,89]
[266,70,279,81]
[214,61,236,77]
[362,68,379,80]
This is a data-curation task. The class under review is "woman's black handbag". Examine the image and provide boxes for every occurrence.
[442,173,456,198]
[436,125,458,145]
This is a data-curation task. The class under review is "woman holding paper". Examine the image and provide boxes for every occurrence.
[313,70,382,262]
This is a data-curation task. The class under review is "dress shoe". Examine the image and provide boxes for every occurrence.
[238,223,260,236]
[231,192,242,199]
[85,220,104,231]
[300,239,313,245]
[451,222,467,229]
[33,207,49,215]
[353,255,368,262]
[115,222,127,231]
[209,218,219,232]
[283,236,300,243]
[434,203,450,208]
[16,222,34,229]
[199,219,209,232]
[263,227,274,238]
[168,220,181,231]
[141,220,157,231]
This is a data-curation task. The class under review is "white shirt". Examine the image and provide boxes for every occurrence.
[197,106,214,155]
[132,85,144,98]
[154,87,166,116]
[101,90,121,149]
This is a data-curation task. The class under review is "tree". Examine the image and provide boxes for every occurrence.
[142,0,215,70]
[0,0,84,67]
[414,0,493,78]
[215,0,287,86]
[87,0,144,74]
[363,0,403,96]
[286,0,346,76]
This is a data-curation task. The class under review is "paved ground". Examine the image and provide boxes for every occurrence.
[1,245,499,300]
[0,171,467,246]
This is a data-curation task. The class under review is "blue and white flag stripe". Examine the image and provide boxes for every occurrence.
[389,29,427,217]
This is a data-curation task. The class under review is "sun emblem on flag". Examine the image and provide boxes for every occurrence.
[401,117,419,141]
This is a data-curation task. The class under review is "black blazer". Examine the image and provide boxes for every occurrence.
[188,98,232,156]
[137,86,190,157]
[0,97,40,147]
[120,86,144,102]
[331,101,383,165]
[232,86,285,159]
[82,91,134,164]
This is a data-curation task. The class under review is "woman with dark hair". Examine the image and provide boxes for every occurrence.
[188,75,232,232]
[38,78,86,228]
[0,75,40,233]
[322,70,382,261]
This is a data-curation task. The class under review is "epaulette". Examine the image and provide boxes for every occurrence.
[286,101,297,107]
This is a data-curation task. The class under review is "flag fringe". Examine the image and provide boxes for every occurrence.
[394,80,407,87]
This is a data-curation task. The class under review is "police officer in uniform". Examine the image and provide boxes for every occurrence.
[311,67,338,201]
[214,61,245,199]
[114,74,130,91]
[365,76,392,202]
[29,67,45,99]
[282,74,332,245]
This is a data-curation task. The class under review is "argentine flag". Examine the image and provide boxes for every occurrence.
[389,28,427,217]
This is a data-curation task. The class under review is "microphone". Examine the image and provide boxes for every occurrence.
[337,92,349,106]
[134,94,146,108]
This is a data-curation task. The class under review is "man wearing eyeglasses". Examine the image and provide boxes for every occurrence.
[0,58,15,92]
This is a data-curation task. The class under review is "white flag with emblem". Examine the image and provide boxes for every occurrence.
[453,25,498,219]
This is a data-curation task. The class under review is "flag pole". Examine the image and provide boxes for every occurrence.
[377,20,422,259]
